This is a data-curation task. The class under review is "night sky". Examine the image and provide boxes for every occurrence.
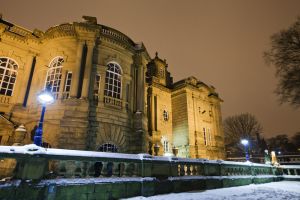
[1,0,300,138]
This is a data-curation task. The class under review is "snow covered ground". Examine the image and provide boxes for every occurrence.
[124,181,300,200]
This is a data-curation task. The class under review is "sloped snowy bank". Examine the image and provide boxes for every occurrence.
[123,181,300,200]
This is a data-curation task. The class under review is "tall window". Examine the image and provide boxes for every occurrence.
[207,128,212,146]
[163,110,169,121]
[98,143,118,153]
[161,136,169,153]
[203,127,212,146]
[104,62,122,99]
[125,84,129,102]
[163,140,169,153]
[203,127,207,146]
[45,57,64,99]
[0,57,18,96]
[63,71,72,99]
[93,74,101,101]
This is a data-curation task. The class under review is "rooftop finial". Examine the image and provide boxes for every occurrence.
[155,52,158,58]
[82,16,97,25]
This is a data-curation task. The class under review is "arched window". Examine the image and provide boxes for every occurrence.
[161,136,169,153]
[0,57,18,96]
[104,62,122,99]
[45,57,64,99]
[163,110,169,121]
[98,143,118,152]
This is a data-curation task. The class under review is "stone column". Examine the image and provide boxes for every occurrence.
[136,64,145,111]
[70,42,84,98]
[17,54,36,105]
[81,42,95,99]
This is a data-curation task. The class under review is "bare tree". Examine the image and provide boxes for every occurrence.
[291,132,300,152]
[224,113,263,157]
[267,134,297,153]
[264,17,300,107]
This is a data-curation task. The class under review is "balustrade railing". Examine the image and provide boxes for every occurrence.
[0,145,299,199]
[101,26,135,47]
[279,165,300,176]
[0,95,11,104]
[0,145,299,181]
[103,96,122,108]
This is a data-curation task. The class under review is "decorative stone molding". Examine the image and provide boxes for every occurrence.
[0,50,26,70]
[44,23,76,40]
[98,123,126,149]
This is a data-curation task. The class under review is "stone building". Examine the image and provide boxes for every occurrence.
[0,16,225,159]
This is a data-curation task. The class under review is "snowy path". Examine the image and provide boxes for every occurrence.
[124,181,300,200]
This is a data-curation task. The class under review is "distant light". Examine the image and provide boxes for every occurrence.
[241,139,249,146]
[37,91,54,105]
[278,151,281,155]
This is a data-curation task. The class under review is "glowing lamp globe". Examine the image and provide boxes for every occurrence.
[37,91,54,105]
[241,139,249,146]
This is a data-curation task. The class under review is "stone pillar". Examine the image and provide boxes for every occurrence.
[81,42,95,99]
[17,54,36,105]
[70,42,84,98]
[135,61,145,112]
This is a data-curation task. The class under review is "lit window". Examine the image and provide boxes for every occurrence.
[163,140,169,153]
[163,110,169,121]
[203,128,207,146]
[104,62,122,99]
[207,128,212,146]
[45,57,64,99]
[93,74,101,101]
[63,71,72,99]
[98,143,118,153]
[160,67,164,78]
[0,57,18,96]
[203,127,212,146]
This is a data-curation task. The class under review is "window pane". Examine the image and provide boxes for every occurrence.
[6,90,12,96]
[104,62,122,99]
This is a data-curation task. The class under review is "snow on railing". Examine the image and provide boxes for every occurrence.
[0,145,298,180]
[279,165,300,176]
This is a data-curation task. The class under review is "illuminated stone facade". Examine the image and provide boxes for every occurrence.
[0,16,225,159]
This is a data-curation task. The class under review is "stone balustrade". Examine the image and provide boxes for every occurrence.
[0,145,297,180]
[101,26,135,47]
[279,165,300,176]
[0,95,11,104]
[0,145,299,199]
[8,25,32,37]
[103,96,122,108]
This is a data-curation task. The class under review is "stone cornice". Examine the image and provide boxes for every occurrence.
[44,23,76,40]
[0,19,41,44]
[148,82,171,93]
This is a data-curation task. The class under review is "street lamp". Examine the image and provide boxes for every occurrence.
[241,139,249,161]
[33,85,54,146]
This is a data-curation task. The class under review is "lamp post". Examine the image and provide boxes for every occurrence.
[241,139,249,162]
[33,85,54,146]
